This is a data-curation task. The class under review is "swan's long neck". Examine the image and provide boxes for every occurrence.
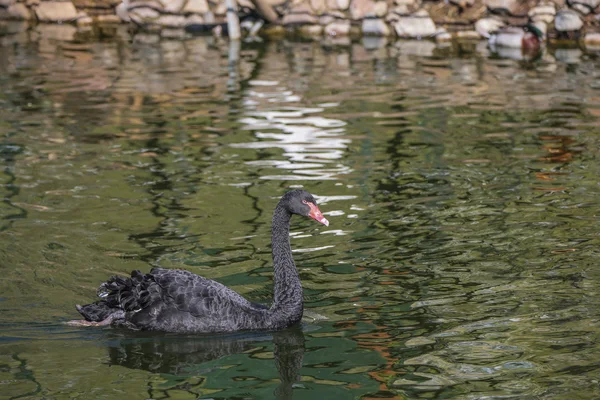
[269,203,303,326]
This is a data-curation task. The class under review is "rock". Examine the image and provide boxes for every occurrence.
[25,0,39,6]
[583,32,600,46]
[282,4,317,25]
[325,20,351,36]
[474,17,505,38]
[484,0,531,16]
[76,15,93,26]
[350,0,375,20]
[449,0,475,8]
[162,0,185,13]
[72,0,120,10]
[7,3,31,19]
[362,17,390,35]
[555,9,583,31]
[456,30,480,39]
[319,11,344,24]
[183,0,209,14]
[156,14,187,27]
[310,0,327,13]
[567,0,599,15]
[202,11,214,23]
[97,14,121,23]
[186,13,204,25]
[238,0,254,8]
[337,0,350,10]
[484,0,516,13]
[435,30,452,42]
[0,0,15,7]
[299,24,323,36]
[214,3,226,15]
[395,0,420,7]
[35,1,78,22]
[528,4,555,23]
[129,7,160,25]
[374,1,387,16]
[386,5,409,23]
[393,9,436,38]
[115,2,130,21]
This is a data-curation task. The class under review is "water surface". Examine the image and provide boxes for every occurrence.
[2,23,600,399]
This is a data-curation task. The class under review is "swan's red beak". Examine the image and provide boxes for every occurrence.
[307,202,329,226]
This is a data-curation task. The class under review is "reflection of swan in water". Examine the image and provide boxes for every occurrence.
[106,327,305,399]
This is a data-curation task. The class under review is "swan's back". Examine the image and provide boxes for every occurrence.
[76,268,269,333]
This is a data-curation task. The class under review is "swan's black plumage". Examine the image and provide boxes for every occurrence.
[71,190,329,333]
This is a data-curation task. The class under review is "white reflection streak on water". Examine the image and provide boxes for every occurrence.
[232,82,352,180]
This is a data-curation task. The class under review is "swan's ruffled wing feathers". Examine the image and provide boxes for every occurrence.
[149,267,264,317]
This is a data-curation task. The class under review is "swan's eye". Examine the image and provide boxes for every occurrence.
[302,199,309,205]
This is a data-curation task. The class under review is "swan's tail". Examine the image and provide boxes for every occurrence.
[75,270,148,322]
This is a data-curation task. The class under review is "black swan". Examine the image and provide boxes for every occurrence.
[68,190,329,333]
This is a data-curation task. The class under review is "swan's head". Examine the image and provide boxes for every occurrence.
[282,190,329,227]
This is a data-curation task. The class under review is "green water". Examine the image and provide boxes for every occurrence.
[2,22,600,399]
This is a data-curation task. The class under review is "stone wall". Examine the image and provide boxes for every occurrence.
[0,0,599,46]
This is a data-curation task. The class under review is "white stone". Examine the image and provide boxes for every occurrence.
[115,2,130,21]
[374,1,387,16]
[183,0,209,14]
[156,14,187,27]
[76,15,93,26]
[555,9,583,32]
[394,0,419,6]
[474,17,504,38]
[310,0,326,13]
[435,30,452,42]
[568,0,599,15]
[96,14,121,23]
[163,0,186,13]
[484,0,517,12]
[584,32,600,46]
[393,11,436,38]
[129,7,160,25]
[202,11,214,24]
[449,0,474,6]
[35,1,78,22]
[350,0,375,20]
[7,3,31,19]
[362,17,390,35]
[282,4,317,25]
[456,30,480,39]
[528,4,555,23]
[214,3,226,15]
[336,0,350,10]
[325,20,351,36]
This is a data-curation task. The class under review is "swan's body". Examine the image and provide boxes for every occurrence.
[69,190,329,333]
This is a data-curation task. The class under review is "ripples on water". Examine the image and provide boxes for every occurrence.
[1,22,600,399]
